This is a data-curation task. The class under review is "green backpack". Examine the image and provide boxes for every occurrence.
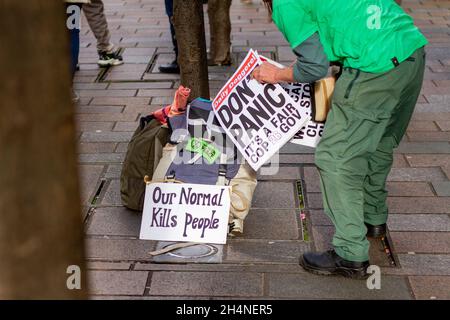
[120,115,170,211]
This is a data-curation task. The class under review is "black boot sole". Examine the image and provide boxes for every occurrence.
[299,256,369,280]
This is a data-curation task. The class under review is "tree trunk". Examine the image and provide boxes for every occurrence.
[173,0,210,100]
[395,0,402,5]
[0,1,87,299]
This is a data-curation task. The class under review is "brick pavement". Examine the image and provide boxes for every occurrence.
[76,0,450,299]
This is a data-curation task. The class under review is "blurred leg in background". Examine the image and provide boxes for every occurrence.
[66,2,83,102]
[83,0,123,67]
[159,0,180,73]
[207,0,232,66]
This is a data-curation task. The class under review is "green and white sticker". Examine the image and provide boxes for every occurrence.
[186,137,221,164]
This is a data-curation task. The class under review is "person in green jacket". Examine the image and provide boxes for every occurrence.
[252,0,427,279]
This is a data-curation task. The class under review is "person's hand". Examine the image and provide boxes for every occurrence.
[251,62,281,84]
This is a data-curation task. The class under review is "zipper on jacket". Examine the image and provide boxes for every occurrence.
[344,69,361,99]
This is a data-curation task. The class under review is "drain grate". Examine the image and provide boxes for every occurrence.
[296,179,310,241]
[380,233,398,267]
[90,179,106,205]
[144,52,159,74]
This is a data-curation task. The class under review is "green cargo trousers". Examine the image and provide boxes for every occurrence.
[315,47,426,262]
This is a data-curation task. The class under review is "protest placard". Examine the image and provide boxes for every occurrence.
[212,50,311,171]
[259,55,325,148]
[283,82,325,147]
[139,183,230,244]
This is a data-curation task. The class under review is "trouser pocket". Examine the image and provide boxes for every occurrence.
[344,69,361,99]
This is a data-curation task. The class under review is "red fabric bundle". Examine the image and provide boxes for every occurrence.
[152,85,191,124]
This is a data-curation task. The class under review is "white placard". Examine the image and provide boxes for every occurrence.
[139,183,230,244]
[282,82,324,147]
[259,55,325,148]
[212,50,311,171]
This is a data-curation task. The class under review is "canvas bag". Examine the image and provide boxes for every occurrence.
[151,98,257,236]
[311,77,335,122]
[120,115,170,211]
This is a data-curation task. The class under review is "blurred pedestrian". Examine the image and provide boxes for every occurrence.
[159,0,232,74]
[207,0,232,66]
[83,0,123,67]
[159,0,180,73]
[66,0,90,102]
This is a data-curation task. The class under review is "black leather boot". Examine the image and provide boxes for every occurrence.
[300,250,369,279]
[158,60,180,74]
[365,223,387,238]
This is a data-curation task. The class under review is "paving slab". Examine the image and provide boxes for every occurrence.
[431,181,450,196]
[104,164,123,178]
[80,132,133,143]
[257,167,301,181]
[303,167,321,193]
[99,179,122,206]
[279,143,315,154]
[397,254,450,275]
[388,214,450,231]
[77,142,117,154]
[78,153,125,164]
[387,167,447,182]
[75,105,124,114]
[387,196,450,213]
[76,121,115,132]
[86,206,141,237]
[251,181,297,209]
[408,276,450,300]
[396,142,450,153]
[134,262,308,274]
[88,271,148,296]
[148,272,263,297]
[86,262,132,271]
[86,238,156,261]
[308,209,332,226]
[78,165,104,206]
[386,182,435,196]
[226,240,311,264]
[407,131,450,142]
[267,273,412,299]
[390,232,450,253]
[306,193,323,209]
[278,154,315,164]
[242,209,300,240]
[405,154,450,167]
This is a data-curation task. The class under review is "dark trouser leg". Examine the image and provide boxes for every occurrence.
[165,0,178,59]
[66,4,82,77]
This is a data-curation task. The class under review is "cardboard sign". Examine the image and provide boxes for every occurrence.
[139,183,230,244]
[213,50,311,171]
[259,55,325,148]
[282,82,325,147]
